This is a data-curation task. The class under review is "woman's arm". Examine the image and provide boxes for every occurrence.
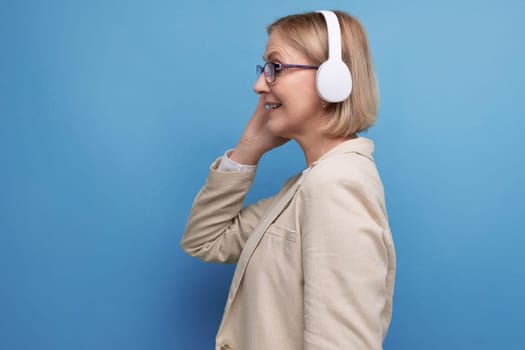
[181,96,290,263]
[180,161,277,263]
[299,164,395,349]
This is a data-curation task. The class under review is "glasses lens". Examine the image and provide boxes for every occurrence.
[256,65,263,78]
[264,63,275,83]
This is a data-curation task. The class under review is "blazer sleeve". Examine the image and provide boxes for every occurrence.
[298,174,393,350]
[180,159,278,264]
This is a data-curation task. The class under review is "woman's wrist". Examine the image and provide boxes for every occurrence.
[229,141,265,165]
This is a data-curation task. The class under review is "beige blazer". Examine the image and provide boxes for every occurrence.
[181,137,396,350]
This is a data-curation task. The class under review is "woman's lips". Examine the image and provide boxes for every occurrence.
[265,103,282,110]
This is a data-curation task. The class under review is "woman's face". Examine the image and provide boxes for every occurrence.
[254,30,325,140]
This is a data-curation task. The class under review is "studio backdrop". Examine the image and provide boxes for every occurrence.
[1,0,524,349]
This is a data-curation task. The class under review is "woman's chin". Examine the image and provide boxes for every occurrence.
[267,122,289,139]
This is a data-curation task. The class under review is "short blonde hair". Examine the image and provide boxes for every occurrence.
[268,10,379,137]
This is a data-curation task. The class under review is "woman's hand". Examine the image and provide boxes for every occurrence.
[229,97,289,165]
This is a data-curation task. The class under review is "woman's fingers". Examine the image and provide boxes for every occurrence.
[229,97,289,165]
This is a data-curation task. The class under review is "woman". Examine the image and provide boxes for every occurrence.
[181,10,395,350]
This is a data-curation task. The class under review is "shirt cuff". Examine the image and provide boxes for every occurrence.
[216,149,257,173]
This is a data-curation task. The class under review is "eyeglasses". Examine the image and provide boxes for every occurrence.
[256,62,319,84]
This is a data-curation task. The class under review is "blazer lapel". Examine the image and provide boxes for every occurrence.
[219,172,303,320]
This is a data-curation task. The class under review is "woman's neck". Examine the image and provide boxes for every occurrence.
[297,134,356,168]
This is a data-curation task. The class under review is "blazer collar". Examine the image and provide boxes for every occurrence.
[311,136,375,166]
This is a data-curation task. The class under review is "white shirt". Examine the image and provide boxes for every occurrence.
[216,149,257,173]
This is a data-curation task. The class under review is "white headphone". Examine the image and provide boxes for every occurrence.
[316,10,353,103]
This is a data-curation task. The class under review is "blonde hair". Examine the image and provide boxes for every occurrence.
[267,10,379,137]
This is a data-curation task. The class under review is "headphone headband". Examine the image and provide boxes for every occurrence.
[317,10,343,62]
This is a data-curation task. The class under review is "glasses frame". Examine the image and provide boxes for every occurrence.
[256,62,319,84]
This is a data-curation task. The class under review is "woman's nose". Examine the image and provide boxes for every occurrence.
[253,73,270,94]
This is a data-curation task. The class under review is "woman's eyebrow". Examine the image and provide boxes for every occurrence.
[263,51,281,62]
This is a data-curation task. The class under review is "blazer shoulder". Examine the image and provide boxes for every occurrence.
[302,152,380,189]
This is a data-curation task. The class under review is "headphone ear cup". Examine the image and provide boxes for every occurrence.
[316,59,352,103]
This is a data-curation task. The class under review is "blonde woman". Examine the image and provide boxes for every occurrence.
[181,10,395,350]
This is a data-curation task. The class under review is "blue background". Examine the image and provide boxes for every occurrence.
[1,0,524,349]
